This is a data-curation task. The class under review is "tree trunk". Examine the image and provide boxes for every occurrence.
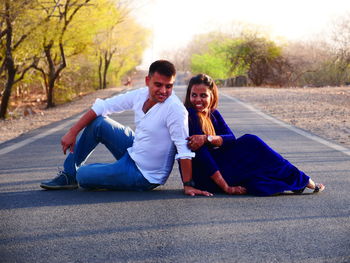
[43,42,66,108]
[46,76,55,108]
[102,60,108,89]
[102,51,112,89]
[0,65,16,119]
[98,55,103,89]
[0,2,15,119]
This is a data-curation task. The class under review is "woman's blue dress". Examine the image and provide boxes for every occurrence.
[186,108,310,196]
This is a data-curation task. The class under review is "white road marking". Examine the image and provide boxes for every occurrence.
[221,93,350,157]
[0,88,128,156]
[1,92,349,157]
[0,116,81,155]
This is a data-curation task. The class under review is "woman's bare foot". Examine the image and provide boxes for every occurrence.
[307,179,325,193]
[313,183,325,193]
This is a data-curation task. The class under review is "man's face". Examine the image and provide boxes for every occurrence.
[146,72,175,103]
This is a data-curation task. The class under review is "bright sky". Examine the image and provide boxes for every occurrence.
[133,0,350,68]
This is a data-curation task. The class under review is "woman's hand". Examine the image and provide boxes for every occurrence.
[187,135,207,151]
[225,186,247,195]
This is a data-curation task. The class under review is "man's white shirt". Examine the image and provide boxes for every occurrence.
[91,87,194,184]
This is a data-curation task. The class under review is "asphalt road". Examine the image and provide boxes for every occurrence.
[0,86,349,263]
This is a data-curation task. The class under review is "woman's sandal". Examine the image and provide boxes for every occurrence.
[292,187,306,194]
[292,183,325,194]
[313,183,325,193]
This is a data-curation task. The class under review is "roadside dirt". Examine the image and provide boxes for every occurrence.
[0,87,125,144]
[1,85,349,149]
[221,86,350,148]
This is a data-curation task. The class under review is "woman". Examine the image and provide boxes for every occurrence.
[182,73,325,196]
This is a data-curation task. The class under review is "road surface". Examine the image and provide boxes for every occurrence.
[0,86,349,263]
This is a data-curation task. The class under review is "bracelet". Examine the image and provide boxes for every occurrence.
[183,179,196,187]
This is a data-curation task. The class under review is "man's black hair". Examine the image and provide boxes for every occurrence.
[148,60,176,77]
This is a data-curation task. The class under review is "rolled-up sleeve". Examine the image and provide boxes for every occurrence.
[166,103,195,160]
[91,89,138,116]
[91,98,107,116]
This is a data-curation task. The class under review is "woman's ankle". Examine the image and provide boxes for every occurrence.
[307,179,316,189]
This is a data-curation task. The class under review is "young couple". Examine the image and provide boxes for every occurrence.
[40,60,325,196]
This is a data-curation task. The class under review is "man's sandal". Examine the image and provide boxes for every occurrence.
[313,183,325,193]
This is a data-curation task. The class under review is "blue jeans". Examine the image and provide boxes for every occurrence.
[63,116,158,191]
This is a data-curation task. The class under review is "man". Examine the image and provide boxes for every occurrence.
[40,60,211,196]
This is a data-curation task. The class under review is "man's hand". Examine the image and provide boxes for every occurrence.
[61,130,77,155]
[60,109,97,155]
[184,186,213,197]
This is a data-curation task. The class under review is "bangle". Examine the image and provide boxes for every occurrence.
[183,179,195,187]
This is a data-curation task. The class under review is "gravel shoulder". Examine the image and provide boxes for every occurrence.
[1,85,349,149]
[221,86,350,148]
[0,86,126,144]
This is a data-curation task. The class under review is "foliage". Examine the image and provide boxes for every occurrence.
[178,15,350,87]
[188,32,291,86]
[0,0,45,118]
[190,42,229,79]
[328,12,350,85]
[285,31,350,87]
[93,10,149,89]
[0,0,150,119]
[222,36,292,86]
[301,60,349,87]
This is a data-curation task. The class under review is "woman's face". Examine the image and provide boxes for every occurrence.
[189,84,212,113]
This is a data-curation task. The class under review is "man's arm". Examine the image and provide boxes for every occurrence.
[179,158,213,197]
[61,109,97,154]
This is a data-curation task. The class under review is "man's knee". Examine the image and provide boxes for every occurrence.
[76,166,92,188]
[92,116,126,131]
[87,116,124,137]
[89,115,106,128]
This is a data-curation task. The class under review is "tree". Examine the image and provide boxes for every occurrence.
[94,1,125,90]
[33,0,92,108]
[186,33,232,79]
[161,47,191,72]
[330,12,350,85]
[284,40,333,86]
[223,35,290,86]
[161,32,229,73]
[190,45,229,79]
[284,13,350,87]
[94,7,149,89]
[0,0,42,119]
[110,18,149,85]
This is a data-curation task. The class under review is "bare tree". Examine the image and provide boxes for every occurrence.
[161,47,192,72]
[330,12,350,84]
